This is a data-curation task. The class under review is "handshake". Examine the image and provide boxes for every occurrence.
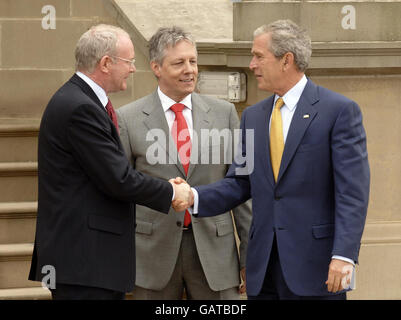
[169,177,194,212]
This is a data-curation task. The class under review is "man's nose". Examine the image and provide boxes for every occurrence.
[249,56,257,71]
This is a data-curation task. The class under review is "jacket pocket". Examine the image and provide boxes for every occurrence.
[135,220,153,235]
[216,221,234,237]
[88,214,123,235]
[312,223,334,239]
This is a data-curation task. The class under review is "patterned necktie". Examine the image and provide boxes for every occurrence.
[105,99,119,134]
[270,97,285,182]
[170,103,192,227]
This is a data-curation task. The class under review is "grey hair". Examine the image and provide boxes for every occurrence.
[75,24,130,73]
[149,26,196,64]
[254,20,312,72]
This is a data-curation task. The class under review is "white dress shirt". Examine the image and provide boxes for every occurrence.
[270,75,307,143]
[158,87,194,202]
[157,87,193,139]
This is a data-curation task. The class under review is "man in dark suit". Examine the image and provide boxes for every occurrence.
[29,24,191,300]
[175,19,370,299]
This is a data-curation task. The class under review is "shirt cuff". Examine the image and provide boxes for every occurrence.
[332,255,355,266]
[187,188,199,216]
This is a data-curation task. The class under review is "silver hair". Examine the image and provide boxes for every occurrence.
[75,24,130,73]
[149,26,196,65]
[254,20,312,72]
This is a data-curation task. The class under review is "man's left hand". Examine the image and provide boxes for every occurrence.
[325,259,353,293]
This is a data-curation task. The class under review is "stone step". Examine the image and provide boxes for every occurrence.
[0,202,37,244]
[0,287,51,300]
[0,118,40,162]
[0,243,38,289]
[0,162,37,202]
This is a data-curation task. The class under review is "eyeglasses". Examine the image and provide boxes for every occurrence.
[112,56,136,67]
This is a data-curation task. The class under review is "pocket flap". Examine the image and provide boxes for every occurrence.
[88,214,123,235]
[312,224,334,239]
[216,221,234,237]
[136,220,153,235]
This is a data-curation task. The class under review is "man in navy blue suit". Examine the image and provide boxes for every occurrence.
[173,20,370,299]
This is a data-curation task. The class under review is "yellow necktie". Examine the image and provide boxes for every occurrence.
[270,98,285,182]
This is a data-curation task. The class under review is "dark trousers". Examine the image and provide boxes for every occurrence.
[248,236,346,300]
[50,283,125,300]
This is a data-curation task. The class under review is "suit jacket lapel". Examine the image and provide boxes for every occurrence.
[142,92,185,176]
[187,93,211,180]
[277,79,319,183]
[260,97,276,188]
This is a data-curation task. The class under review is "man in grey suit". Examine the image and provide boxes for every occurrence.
[117,26,251,299]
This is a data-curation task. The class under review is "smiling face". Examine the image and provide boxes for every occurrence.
[151,40,198,102]
[108,35,136,93]
[249,33,285,95]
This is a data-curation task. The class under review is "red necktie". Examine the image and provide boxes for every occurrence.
[105,99,119,134]
[170,103,192,227]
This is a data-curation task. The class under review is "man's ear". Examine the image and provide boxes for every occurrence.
[150,61,161,78]
[282,52,295,71]
[99,55,113,74]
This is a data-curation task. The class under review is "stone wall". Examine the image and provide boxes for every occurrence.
[0,0,154,118]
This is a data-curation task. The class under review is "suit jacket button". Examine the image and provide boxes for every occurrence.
[177,221,182,227]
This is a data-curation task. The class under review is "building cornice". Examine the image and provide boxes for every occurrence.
[197,40,401,69]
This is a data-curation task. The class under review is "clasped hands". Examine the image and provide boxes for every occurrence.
[169,177,194,211]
